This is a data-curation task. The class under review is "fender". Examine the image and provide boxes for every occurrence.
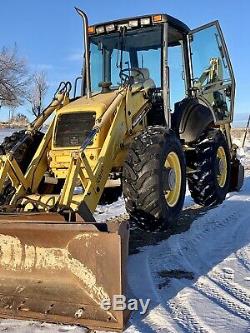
[171,98,214,143]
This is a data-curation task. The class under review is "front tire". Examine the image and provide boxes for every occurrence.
[187,129,231,206]
[123,126,186,231]
[0,130,44,205]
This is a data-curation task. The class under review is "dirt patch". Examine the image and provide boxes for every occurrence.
[158,269,194,279]
[157,269,195,289]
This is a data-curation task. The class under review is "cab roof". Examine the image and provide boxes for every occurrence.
[90,13,190,35]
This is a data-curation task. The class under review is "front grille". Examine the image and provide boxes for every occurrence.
[54,112,96,147]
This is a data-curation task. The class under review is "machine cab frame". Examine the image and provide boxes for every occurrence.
[187,21,235,124]
[81,14,235,127]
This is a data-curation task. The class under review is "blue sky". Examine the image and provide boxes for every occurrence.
[0,0,249,123]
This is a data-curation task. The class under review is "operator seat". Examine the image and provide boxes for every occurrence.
[131,68,156,91]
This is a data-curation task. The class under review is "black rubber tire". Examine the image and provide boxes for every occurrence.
[99,186,122,205]
[123,126,186,231]
[0,130,44,205]
[187,129,231,207]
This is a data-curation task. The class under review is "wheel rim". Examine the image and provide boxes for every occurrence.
[217,146,227,188]
[164,152,181,207]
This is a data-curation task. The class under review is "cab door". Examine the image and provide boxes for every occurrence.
[188,21,235,124]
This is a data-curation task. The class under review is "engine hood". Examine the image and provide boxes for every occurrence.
[58,91,119,115]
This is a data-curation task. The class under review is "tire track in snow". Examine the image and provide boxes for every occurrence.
[147,182,250,333]
[168,290,215,333]
[106,174,250,333]
[144,228,222,332]
[208,269,250,307]
[235,246,250,271]
[172,213,250,314]
[146,243,215,332]
[176,211,250,316]
[194,278,250,321]
[127,250,182,333]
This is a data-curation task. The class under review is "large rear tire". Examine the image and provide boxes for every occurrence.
[123,126,186,231]
[187,129,231,206]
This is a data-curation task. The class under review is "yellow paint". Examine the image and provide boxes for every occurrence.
[164,151,182,207]
[0,85,149,216]
[217,145,227,188]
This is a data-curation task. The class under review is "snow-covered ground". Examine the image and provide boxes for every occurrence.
[125,175,250,333]
[0,129,249,332]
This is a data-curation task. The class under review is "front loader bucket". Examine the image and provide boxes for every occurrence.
[0,213,130,331]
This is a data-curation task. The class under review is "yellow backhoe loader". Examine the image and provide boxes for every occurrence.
[0,8,244,331]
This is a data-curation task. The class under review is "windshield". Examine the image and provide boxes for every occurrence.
[89,25,162,92]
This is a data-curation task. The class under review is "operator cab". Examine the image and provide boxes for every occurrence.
[82,13,235,129]
[87,14,190,125]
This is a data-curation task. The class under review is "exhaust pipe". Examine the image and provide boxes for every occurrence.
[75,8,91,99]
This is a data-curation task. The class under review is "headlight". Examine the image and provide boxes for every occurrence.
[96,26,105,34]
[117,23,129,30]
[129,20,139,28]
[140,18,151,26]
[106,24,115,32]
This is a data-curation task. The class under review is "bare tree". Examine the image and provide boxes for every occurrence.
[27,71,48,117]
[0,46,29,107]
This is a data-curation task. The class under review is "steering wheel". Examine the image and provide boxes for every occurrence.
[119,68,145,85]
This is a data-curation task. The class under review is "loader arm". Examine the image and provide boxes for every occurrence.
[61,87,150,215]
[0,85,150,219]
[0,85,71,208]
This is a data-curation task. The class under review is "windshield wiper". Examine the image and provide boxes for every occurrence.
[116,28,126,77]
